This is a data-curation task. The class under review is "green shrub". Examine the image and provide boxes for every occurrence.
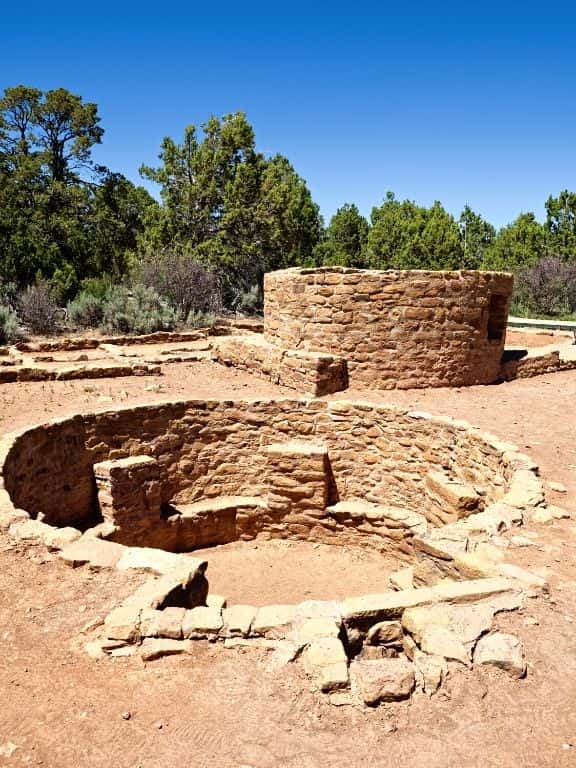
[0,305,20,344]
[67,292,106,329]
[18,282,59,335]
[234,284,262,315]
[184,309,216,329]
[78,275,115,300]
[101,284,177,335]
[140,250,222,319]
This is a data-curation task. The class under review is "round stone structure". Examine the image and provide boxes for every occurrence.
[264,267,514,389]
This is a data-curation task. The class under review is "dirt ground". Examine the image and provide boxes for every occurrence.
[1,354,576,768]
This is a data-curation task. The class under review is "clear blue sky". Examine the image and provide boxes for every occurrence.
[2,1,575,228]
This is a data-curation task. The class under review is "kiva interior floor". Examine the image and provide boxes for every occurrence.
[190,539,399,606]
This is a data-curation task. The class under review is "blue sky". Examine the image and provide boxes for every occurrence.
[2,1,575,228]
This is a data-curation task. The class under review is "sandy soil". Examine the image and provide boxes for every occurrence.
[193,540,400,606]
[506,328,574,349]
[1,357,576,767]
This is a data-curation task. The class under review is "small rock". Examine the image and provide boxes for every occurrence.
[413,650,447,695]
[473,632,526,678]
[121,712,132,721]
[509,536,535,548]
[366,620,403,647]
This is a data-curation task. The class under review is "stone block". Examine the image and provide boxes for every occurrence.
[182,606,223,638]
[104,606,141,642]
[59,537,126,569]
[351,657,415,705]
[222,605,257,637]
[251,604,296,638]
[140,638,193,661]
[473,632,526,678]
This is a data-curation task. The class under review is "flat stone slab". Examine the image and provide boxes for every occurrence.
[344,578,516,624]
[59,537,126,569]
[116,547,189,575]
[140,638,193,661]
[302,637,349,692]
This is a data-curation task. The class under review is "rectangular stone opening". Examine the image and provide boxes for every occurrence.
[487,294,508,342]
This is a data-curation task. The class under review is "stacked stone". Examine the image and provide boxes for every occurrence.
[264,267,514,389]
[93,456,162,546]
[211,335,347,396]
[3,399,519,536]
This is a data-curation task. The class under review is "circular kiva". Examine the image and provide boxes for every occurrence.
[0,398,548,703]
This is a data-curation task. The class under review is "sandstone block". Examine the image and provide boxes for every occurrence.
[182,606,223,638]
[413,650,447,695]
[222,605,257,637]
[473,632,526,678]
[251,604,296,638]
[104,606,141,642]
[59,537,126,569]
[302,637,349,692]
[351,657,415,705]
[140,638,193,661]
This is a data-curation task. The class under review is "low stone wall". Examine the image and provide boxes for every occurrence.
[264,267,514,389]
[211,335,347,396]
[1,399,533,543]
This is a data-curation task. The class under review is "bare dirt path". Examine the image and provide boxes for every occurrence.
[1,360,576,768]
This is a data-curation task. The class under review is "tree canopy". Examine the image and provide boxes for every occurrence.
[1,84,575,319]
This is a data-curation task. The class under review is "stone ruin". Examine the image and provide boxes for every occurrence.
[213,267,515,394]
[0,396,562,706]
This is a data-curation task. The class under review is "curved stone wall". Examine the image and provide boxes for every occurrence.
[0,399,523,537]
[264,267,514,389]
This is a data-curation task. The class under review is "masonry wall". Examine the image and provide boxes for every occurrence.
[2,399,512,530]
[264,267,514,389]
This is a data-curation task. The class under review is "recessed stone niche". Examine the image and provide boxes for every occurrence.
[0,398,549,704]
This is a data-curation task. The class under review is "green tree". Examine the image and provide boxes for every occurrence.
[367,192,463,270]
[0,85,152,294]
[483,213,548,272]
[545,190,576,262]
[140,114,322,299]
[458,205,496,268]
[316,203,369,267]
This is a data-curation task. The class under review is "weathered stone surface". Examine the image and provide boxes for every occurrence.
[206,594,227,611]
[116,547,187,575]
[366,621,403,646]
[182,606,223,638]
[60,537,126,569]
[344,578,514,625]
[473,632,526,678]
[252,604,296,638]
[351,657,415,705]
[419,627,470,666]
[264,267,513,390]
[425,471,481,520]
[502,470,545,509]
[413,650,447,695]
[302,637,349,692]
[389,567,414,591]
[154,607,185,639]
[222,605,256,637]
[140,638,192,661]
[531,505,570,524]
[292,617,341,645]
[104,606,140,642]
